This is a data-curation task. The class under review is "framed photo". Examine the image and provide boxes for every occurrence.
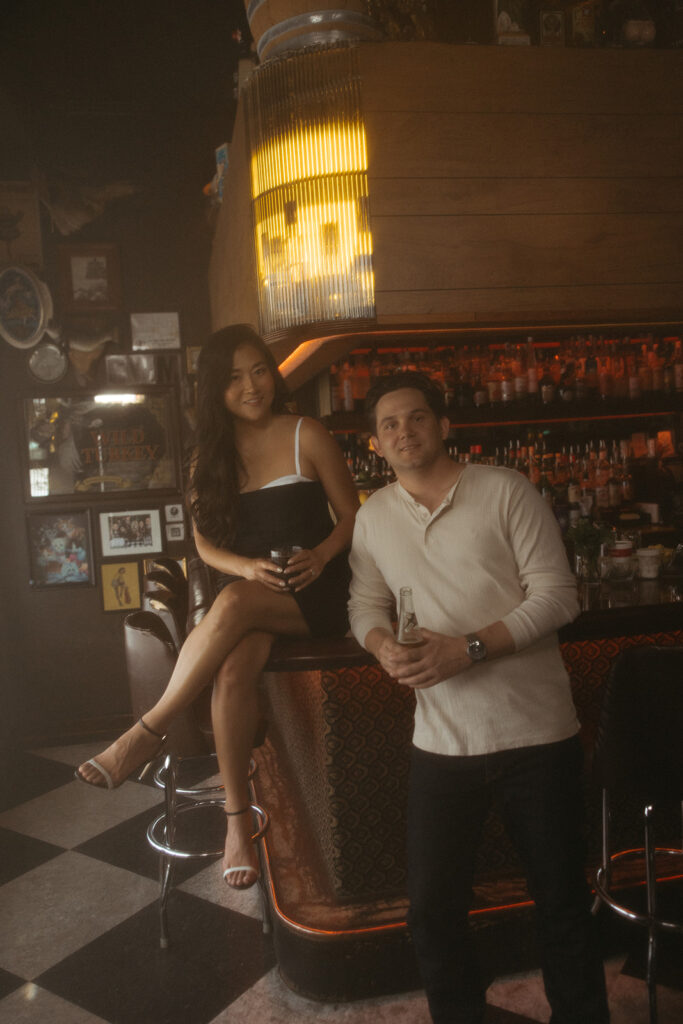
[99,509,163,556]
[101,561,141,612]
[24,389,179,499]
[165,521,185,543]
[186,346,201,375]
[105,353,159,385]
[130,312,181,351]
[27,508,94,587]
[539,9,565,45]
[164,502,184,522]
[58,244,122,313]
[571,1,598,46]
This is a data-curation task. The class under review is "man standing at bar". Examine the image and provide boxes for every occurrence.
[348,372,609,1024]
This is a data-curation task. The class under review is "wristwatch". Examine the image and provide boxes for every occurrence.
[465,633,487,662]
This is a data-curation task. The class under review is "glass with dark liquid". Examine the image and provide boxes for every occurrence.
[270,545,302,591]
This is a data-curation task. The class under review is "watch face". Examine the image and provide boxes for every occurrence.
[28,341,69,383]
[466,635,487,661]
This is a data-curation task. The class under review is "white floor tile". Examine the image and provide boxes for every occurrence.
[177,858,265,922]
[31,743,111,768]
[0,984,109,1024]
[0,851,158,979]
[0,778,162,848]
[210,966,430,1023]
[486,969,550,1022]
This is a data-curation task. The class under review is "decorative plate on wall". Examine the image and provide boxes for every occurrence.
[0,264,53,349]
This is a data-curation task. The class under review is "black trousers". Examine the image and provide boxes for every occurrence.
[406,736,610,1024]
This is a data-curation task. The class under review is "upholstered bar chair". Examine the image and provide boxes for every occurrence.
[592,645,683,1024]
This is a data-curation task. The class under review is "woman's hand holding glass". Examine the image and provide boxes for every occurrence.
[240,555,293,591]
[282,547,325,592]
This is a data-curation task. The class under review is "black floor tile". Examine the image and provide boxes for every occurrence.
[485,1007,538,1022]
[75,804,222,884]
[36,890,276,1024]
[608,881,683,990]
[0,827,64,885]
[0,967,24,1002]
[0,750,76,812]
[621,932,683,990]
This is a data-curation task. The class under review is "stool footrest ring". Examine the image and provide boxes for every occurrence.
[594,847,683,934]
[146,801,269,860]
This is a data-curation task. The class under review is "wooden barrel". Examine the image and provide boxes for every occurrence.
[244,0,383,62]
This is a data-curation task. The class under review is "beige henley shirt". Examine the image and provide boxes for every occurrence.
[348,463,581,756]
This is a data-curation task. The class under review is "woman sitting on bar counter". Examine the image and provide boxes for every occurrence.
[77,325,359,889]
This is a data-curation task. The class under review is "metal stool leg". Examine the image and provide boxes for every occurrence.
[146,755,270,949]
[644,804,658,1024]
[158,754,177,950]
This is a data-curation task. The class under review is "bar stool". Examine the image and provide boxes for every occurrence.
[123,610,269,948]
[592,645,683,1024]
[146,756,269,948]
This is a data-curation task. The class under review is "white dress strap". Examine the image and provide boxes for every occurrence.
[294,417,303,476]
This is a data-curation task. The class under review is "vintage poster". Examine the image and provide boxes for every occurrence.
[25,392,178,497]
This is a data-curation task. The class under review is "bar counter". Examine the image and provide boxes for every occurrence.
[252,578,682,1001]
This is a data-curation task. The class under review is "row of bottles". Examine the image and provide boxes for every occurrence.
[341,426,680,532]
[329,333,683,419]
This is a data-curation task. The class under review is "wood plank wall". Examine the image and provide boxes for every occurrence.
[359,42,683,327]
[209,101,260,333]
[210,41,683,345]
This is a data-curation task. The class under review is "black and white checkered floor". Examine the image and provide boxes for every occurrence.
[0,743,681,1023]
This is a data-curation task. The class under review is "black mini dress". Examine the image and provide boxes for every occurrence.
[215,479,351,638]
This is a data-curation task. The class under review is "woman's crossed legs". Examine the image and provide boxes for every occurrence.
[76,580,309,814]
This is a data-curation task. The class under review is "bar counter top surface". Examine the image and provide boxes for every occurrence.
[562,575,683,640]
[265,576,682,668]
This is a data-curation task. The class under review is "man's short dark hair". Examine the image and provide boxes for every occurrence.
[365,371,448,432]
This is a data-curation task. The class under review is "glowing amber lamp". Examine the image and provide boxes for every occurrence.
[250,120,375,335]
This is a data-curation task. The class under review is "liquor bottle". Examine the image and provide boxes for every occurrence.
[539,356,556,406]
[352,355,370,412]
[595,439,610,511]
[673,339,683,393]
[501,343,516,406]
[558,359,576,404]
[526,336,539,403]
[397,586,424,646]
[486,351,503,407]
[597,338,614,404]
[584,337,599,402]
[611,340,628,406]
[471,354,489,411]
[607,447,623,509]
[514,343,528,406]
[626,340,641,404]
[339,359,354,412]
[329,363,342,412]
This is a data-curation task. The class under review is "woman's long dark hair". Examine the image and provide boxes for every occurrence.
[189,325,289,548]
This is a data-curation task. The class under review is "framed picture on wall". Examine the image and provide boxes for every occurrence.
[99,509,163,557]
[539,10,565,45]
[27,508,95,587]
[101,561,141,611]
[23,389,179,499]
[186,346,201,375]
[130,312,181,351]
[58,243,122,313]
[165,521,185,543]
